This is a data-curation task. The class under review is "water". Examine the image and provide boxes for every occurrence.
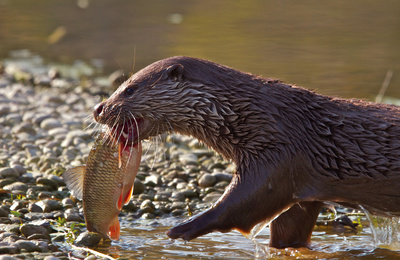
[88,214,400,259]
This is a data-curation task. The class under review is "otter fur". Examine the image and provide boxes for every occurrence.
[93,56,400,248]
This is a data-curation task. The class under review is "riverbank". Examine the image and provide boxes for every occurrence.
[0,52,235,260]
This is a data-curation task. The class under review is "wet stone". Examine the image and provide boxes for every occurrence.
[74,232,102,247]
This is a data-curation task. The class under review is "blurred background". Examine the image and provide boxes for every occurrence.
[1,0,399,100]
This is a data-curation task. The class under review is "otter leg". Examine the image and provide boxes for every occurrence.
[167,171,294,241]
[269,201,323,249]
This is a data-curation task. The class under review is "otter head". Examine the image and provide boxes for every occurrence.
[93,56,247,159]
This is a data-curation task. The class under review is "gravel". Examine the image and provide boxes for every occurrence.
[0,55,235,259]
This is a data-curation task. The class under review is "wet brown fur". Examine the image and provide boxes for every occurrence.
[94,56,400,248]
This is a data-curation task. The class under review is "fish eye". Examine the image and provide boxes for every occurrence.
[124,87,135,97]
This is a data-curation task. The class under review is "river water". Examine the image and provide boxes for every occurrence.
[2,1,400,259]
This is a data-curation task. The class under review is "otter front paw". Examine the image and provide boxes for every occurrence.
[167,220,202,241]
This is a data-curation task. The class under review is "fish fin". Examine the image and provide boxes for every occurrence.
[62,166,85,200]
[123,185,134,205]
[108,216,120,240]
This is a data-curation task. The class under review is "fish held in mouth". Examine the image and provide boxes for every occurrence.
[63,132,142,240]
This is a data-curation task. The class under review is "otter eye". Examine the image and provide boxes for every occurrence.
[124,88,135,97]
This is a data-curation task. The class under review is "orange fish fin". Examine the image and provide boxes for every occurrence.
[108,216,120,240]
[123,185,134,205]
[62,166,85,200]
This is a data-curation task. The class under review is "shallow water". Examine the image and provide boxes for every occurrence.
[87,213,400,259]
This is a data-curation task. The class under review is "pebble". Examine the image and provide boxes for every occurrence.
[20,223,50,238]
[40,118,63,130]
[0,207,9,217]
[0,168,19,178]
[14,240,41,252]
[0,56,233,259]
[198,173,217,188]
[74,232,102,247]
[3,182,29,192]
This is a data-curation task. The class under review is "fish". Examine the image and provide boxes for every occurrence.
[63,132,142,240]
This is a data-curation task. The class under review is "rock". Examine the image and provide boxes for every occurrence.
[3,182,29,192]
[0,246,20,255]
[212,172,233,183]
[36,177,58,190]
[29,203,43,213]
[12,165,26,175]
[202,192,222,203]
[0,207,8,217]
[0,254,19,260]
[43,257,61,260]
[0,167,19,178]
[140,200,155,214]
[35,199,63,213]
[144,174,161,187]
[133,179,146,195]
[74,232,102,247]
[27,233,51,241]
[20,223,50,238]
[179,153,198,165]
[46,174,64,186]
[61,198,75,208]
[40,118,62,130]
[12,123,37,135]
[64,211,84,222]
[14,240,41,252]
[0,179,15,188]
[198,173,217,188]
[10,201,25,211]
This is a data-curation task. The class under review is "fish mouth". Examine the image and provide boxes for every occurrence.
[110,118,145,146]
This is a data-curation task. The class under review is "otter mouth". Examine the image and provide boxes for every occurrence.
[110,118,144,146]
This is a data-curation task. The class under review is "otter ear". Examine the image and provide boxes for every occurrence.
[167,64,184,81]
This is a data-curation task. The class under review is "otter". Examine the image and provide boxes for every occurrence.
[93,56,400,249]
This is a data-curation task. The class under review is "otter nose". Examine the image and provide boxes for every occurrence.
[93,102,104,122]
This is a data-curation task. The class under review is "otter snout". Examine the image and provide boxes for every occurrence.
[93,102,105,123]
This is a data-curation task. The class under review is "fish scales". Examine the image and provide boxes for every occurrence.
[63,133,142,240]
